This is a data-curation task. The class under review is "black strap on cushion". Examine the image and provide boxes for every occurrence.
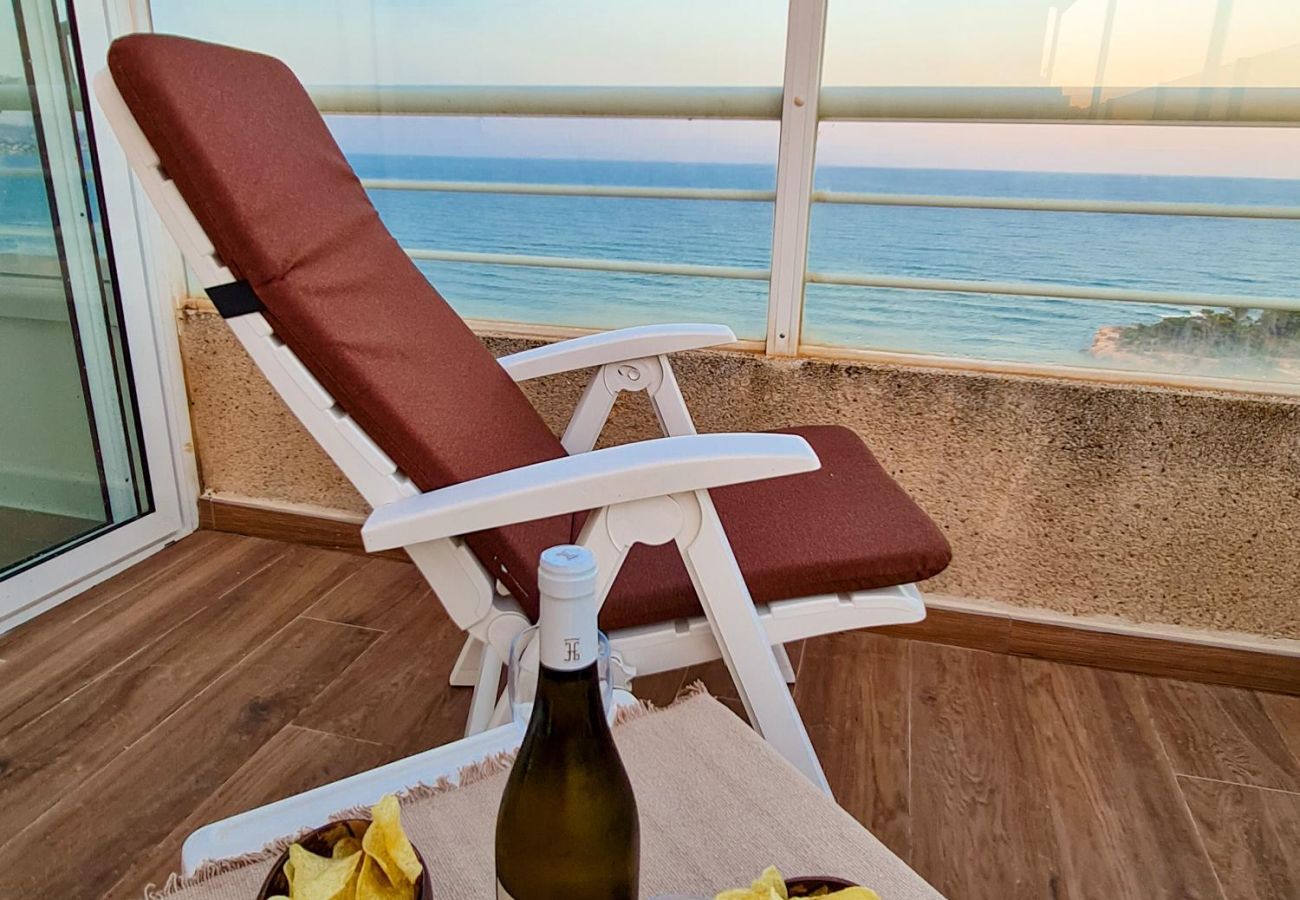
[206,280,265,318]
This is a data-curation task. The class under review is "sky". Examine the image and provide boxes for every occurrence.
[140,0,1300,177]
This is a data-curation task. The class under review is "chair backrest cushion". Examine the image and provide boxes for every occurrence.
[108,33,574,607]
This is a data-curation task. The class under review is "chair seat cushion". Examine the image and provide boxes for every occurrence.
[107,34,578,608]
[596,425,951,632]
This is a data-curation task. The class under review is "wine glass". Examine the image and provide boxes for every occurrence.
[507,625,613,725]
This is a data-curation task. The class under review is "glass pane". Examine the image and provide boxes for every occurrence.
[151,2,787,339]
[823,0,1300,121]
[824,0,1300,90]
[152,1,789,87]
[805,286,1300,385]
[810,156,1300,296]
[0,0,150,577]
[805,120,1300,384]
[345,121,776,338]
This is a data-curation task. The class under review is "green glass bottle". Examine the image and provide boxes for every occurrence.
[495,545,640,899]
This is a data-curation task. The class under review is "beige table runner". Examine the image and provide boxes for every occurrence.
[148,692,944,899]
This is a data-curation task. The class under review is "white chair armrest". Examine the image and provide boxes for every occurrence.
[361,432,818,552]
[498,323,736,381]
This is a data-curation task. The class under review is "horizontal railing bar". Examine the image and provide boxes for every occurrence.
[403,247,770,280]
[401,246,1296,312]
[311,85,783,119]
[0,167,42,179]
[401,245,1295,310]
[805,270,1300,313]
[362,178,775,202]
[811,190,1300,220]
[312,84,1300,125]
[0,224,53,239]
[818,85,1300,125]
[4,82,1297,125]
[360,177,1299,219]
[0,84,34,111]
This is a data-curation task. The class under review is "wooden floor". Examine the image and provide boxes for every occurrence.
[0,532,1296,900]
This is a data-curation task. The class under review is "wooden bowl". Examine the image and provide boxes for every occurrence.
[785,876,859,895]
[255,818,431,900]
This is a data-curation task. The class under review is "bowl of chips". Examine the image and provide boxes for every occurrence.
[784,876,860,896]
[711,865,877,900]
[257,795,430,900]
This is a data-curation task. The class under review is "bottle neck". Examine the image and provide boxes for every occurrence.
[538,589,599,672]
[532,549,604,732]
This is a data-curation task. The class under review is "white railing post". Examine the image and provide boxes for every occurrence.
[765,0,828,358]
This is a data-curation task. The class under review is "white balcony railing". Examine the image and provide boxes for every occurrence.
[307,75,1300,344]
[4,0,1298,389]
[361,180,1300,316]
[355,172,1300,316]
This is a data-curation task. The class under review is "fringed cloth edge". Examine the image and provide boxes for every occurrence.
[142,681,712,899]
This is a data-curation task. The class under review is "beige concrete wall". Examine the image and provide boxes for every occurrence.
[179,308,1300,640]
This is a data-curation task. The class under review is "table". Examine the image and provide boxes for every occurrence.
[182,689,643,872]
[166,691,945,899]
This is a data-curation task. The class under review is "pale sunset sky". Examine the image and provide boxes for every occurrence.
[148,0,1300,178]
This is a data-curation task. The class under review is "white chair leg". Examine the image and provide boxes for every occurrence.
[773,643,797,685]
[679,492,830,794]
[449,635,485,688]
[465,643,503,737]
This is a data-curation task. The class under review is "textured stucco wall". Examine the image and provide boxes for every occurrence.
[179,309,1300,640]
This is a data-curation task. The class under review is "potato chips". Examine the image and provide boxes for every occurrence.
[715,865,880,900]
[268,795,422,900]
[363,794,424,888]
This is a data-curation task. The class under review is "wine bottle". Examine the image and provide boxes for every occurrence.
[495,545,640,900]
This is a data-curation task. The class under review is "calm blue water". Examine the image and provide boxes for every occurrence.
[6,149,1299,374]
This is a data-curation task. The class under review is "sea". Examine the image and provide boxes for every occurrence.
[5,144,1299,378]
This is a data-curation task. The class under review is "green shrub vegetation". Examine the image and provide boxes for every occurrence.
[1116,308,1300,359]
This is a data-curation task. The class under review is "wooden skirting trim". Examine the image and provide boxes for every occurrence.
[877,607,1298,696]
[199,497,1300,696]
[199,497,405,562]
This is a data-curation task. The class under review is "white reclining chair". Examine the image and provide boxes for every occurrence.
[95,34,951,791]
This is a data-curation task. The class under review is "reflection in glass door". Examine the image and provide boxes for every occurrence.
[0,0,150,578]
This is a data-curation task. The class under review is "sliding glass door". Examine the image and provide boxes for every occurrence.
[0,0,192,629]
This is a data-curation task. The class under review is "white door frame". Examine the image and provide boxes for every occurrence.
[0,0,198,633]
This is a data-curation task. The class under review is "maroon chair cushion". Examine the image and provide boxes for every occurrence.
[107,35,951,631]
[600,425,952,631]
[107,34,572,605]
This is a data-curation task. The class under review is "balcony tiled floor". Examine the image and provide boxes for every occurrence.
[0,531,1296,899]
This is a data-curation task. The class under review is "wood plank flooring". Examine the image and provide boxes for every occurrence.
[0,532,1297,899]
